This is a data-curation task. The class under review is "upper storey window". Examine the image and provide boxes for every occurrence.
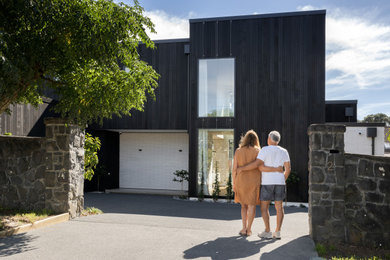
[198,58,234,117]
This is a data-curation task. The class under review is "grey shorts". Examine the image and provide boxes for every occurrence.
[260,185,286,201]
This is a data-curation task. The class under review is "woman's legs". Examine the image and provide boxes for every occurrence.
[246,205,256,235]
[240,204,248,234]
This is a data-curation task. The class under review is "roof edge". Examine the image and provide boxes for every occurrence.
[190,9,326,23]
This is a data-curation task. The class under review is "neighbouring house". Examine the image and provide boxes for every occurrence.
[1,10,329,201]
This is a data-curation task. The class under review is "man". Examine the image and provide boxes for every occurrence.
[237,130,291,239]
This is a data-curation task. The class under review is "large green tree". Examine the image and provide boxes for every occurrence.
[0,0,159,125]
[362,113,390,125]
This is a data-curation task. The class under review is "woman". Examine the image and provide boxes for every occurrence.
[232,130,282,236]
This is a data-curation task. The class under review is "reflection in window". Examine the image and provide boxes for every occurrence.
[198,129,234,196]
[198,58,234,117]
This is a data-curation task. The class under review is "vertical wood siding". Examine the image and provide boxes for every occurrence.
[188,13,326,200]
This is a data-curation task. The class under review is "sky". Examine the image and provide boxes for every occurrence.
[122,0,390,120]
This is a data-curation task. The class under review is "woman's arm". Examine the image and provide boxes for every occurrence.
[232,153,238,192]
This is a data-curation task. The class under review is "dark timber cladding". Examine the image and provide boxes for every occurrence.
[188,11,326,200]
[92,39,189,130]
[326,100,358,122]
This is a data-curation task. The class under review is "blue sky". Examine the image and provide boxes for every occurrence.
[123,0,390,120]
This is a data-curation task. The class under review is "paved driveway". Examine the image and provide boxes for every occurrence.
[0,193,318,259]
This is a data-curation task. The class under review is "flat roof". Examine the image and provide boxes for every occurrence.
[190,10,326,23]
[152,38,189,44]
[326,100,358,105]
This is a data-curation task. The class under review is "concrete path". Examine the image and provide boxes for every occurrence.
[0,193,318,259]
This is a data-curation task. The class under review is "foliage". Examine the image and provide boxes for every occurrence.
[3,132,12,136]
[0,0,159,126]
[286,171,300,185]
[81,207,103,216]
[316,243,327,257]
[362,113,390,125]
[84,133,101,181]
[172,170,189,183]
[226,170,233,202]
[212,161,220,201]
[198,150,205,201]
[387,128,390,142]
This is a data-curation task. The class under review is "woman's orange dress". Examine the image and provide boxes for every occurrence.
[234,146,261,205]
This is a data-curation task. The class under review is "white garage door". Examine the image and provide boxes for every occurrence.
[120,132,189,191]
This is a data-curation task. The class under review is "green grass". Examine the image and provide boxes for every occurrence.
[316,243,327,256]
[0,207,55,231]
[316,243,390,260]
[81,207,103,216]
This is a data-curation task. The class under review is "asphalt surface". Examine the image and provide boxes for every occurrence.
[0,193,318,259]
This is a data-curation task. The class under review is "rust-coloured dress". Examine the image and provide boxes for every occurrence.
[234,146,261,205]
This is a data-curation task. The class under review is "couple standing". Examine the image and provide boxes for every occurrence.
[232,130,291,239]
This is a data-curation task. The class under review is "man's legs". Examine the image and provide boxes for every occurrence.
[274,200,284,232]
[260,201,271,232]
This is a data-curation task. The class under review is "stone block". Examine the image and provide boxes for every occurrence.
[56,135,69,151]
[333,201,345,220]
[354,209,382,233]
[321,192,330,199]
[310,192,321,205]
[331,186,344,200]
[346,224,363,245]
[46,126,54,139]
[310,184,330,192]
[357,178,377,191]
[34,179,45,192]
[46,172,57,187]
[311,206,331,226]
[308,124,346,133]
[310,167,325,183]
[322,134,333,149]
[374,163,390,178]
[358,159,374,177]
[309,133,321,150]
[334,154,345,166]
[365,192,384,203]
[331,220,346,241]
[335,167,345,185]
[345,165,357,183]
[46,140,59,152]
[364,232,385,248]
[10,175,23,185]
[345,209,356,219]
[17,157,30,173]
[325,175,336,184]
[379,180,390,195]
[366,203,390,231]
[334,133,345,152]
[32,151,43,164]
[53,191,69,203]
[310,151,327,166]
[345,184,362,204]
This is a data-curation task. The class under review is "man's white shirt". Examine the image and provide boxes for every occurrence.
[257,145,290,185]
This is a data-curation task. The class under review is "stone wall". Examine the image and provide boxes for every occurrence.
[308,124,390,249]
[0,118,85,218]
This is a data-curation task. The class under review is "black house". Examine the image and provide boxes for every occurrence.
[87,10,326,201]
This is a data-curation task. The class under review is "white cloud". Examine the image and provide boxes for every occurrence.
[144,10,189,40]
[326,14,390,89]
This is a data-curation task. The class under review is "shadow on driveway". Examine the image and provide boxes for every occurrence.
[183,236,276,259]
[260,236,318,260]
[85,193,308,221]
[0,233,37,257]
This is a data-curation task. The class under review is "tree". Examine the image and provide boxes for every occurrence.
[0,0,159,126]
[84,133,101,181]
[362,113,390,125]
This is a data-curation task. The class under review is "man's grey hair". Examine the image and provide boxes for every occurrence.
[269,131,281,143]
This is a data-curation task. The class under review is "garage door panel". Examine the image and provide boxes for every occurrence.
[120,133,189,190]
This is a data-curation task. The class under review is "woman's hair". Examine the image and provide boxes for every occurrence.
[239,130,260,148]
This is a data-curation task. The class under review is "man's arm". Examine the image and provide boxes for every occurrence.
[283,161,291,180]
[259,163,284,173]
[237,159,261,174]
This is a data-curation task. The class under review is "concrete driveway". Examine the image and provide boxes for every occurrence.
[0,193,318,259]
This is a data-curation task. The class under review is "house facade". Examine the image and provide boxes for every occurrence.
[87,10,326,201]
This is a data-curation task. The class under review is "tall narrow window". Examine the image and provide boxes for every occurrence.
[198,129,234,196]
[198,58,234,117]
